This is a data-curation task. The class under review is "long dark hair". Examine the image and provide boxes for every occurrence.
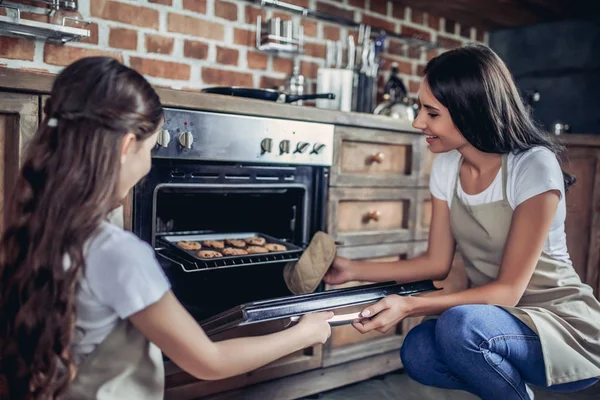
[424,43,575,190]
[0,57,163,399]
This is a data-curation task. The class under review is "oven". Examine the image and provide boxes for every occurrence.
[132,108,436,333]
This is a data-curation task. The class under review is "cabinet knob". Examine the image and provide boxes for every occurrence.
[363,210,381,223]
[369,152,385,164]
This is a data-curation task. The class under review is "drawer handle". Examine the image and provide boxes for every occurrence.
[368,152,385,164]
[363,210,381,223]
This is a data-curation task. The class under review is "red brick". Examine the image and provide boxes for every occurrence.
[168,13,224,41]
[260,76,286,90]
[203,67,253,87]
[316,2,354,21]
[247,51,268,70]
[427,48,440,61]
[245,5,265,24]
[415,63,426,76]
[460,24,472,39]
[109,27,138,50]
[304,42,326,59]
[130,57,190,80]
[233,28,255,47]
[79,23,99,45]
[387,39,405,56]
[392,5,406,20]
[183,40,209,60]
[437,35,462,50]
[216,46,239,66]
[401,25,431,41]
[285,0,309,7]
[215,0,237,21]
[370,0,388,15]
[273,57,293,74]
[91,0,159,29]
[323,25,340,41]
[476,29,486,42]
[445,19,457,34]
[362,14,396,32]
[272,11,293,21]
[0,37,35,61]
[183,0,207,14]
[348,0,365,7]
[146,34,174,55]
[43,43,122,66]
[409,80,421,93]
[300,61,319,79]
[407,46,422,60]
[149,0,172,5]
[411,9,425,24]
[428,14,440,30]
[302,20,318,37]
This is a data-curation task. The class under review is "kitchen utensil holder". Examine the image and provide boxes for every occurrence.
[256,15,304,54]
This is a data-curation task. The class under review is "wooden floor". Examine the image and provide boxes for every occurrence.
[306,371,600,400]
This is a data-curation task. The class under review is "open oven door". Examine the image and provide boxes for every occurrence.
[200,280,439,339]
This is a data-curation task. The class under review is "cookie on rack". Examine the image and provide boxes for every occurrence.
[225,239,246,248]
[202,240,225,249]
[222,248,249,256]
[177,241,202,250]
[265,243,287,252]
[197,250,223,258]
[246,246,268,254]
[244,236,266,246]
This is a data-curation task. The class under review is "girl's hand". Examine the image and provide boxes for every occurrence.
[296,311,334,345]
[323,256,356,285]
[352,295,413,334]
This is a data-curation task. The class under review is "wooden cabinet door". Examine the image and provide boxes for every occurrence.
[0,93,38,234]
[560,146,600,298]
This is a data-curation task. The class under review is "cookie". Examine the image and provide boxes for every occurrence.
[197,250,223,258]
[244,236,266,246]
[202,240,225,249]
[265,243,287,252]
[222,248,249,256]
[225,239,246,248]
[177,241,201,250]
[246,246,268,254]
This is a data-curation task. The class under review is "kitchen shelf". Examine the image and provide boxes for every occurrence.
[0,5,90,43]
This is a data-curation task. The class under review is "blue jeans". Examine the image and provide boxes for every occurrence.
[400,305,598,400]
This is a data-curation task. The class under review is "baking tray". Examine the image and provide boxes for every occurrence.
[157,231,304,270]
[200,280,439,336]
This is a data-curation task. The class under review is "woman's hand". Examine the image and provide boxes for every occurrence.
[323,256,356,285]
[352,295,414,334]
[296,311,334,345]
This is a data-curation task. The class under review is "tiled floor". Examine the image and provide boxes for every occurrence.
[309,371,600,400]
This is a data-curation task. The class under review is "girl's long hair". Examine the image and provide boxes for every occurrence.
[424,44,575,190]
[0,57,163,399]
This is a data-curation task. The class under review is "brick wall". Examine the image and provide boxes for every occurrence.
[0,0,487,98]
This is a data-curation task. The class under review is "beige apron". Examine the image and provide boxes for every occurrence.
[65,319,164,400]
[449,154,600,386]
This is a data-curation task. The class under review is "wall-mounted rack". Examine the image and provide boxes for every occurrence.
[255,0,439,49]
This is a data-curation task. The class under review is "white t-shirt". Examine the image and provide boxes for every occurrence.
[429,146,571,263]
[72,222,170,363]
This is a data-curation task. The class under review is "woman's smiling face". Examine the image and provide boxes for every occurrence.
[412,79,468,153]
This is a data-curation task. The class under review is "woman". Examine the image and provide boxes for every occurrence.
[0,57,333,400]
[324,44,600,399]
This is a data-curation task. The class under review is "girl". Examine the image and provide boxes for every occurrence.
[0,57,333,400]
[324,44,600,399]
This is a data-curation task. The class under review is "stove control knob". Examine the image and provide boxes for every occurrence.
[294,142,310,154]
[178,131,193,149]
[311,143,326,155]
[279,140,291,155]
[261,138,273,154]
[157,129,171,147]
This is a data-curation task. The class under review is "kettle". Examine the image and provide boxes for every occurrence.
[374,94,418,122]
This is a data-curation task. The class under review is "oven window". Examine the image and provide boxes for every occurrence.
[154,186,307,245]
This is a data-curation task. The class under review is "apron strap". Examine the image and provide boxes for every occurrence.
[453,156,464,196]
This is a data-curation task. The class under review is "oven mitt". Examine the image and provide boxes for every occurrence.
[283,231,337,295]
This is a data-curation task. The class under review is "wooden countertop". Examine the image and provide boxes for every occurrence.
[0,67,418,133]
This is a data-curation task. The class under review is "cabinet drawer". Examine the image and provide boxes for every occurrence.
[415,189,432,240]
[331,127,421,187]
[328,188,417,246]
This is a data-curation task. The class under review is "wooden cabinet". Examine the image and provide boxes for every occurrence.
[0,93,38,234]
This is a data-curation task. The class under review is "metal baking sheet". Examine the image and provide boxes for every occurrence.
[159,231,303,262]
[200,280,439,336]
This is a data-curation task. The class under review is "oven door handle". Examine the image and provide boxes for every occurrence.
[289,311,363,327]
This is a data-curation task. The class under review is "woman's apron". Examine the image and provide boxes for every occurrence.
[64,319,164,400]
[449,154,600,386]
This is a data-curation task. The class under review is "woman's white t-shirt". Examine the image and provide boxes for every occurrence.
[429,146,571,264]
[72,222,171,363]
